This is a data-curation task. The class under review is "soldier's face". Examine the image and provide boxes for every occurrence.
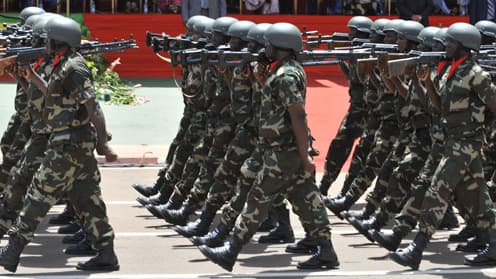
[213,32,226,47]
[445,37,459,59]
[384,31,397,44]
[191,32,201,42]
[417,42,430,52]
[370,31,383,43]
[265,44,276,61]
[348,27,357,40]
[397,34,408,52]
[433,41,445,52]
[229,37,242,51]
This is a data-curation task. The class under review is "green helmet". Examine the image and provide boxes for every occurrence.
[247,23,272,45]
[371,18,390,36]
[212,17,238,35]
[46,16,81,48]
[433,27,448,46]
[20,6,45,23]
[383,19,405,33]
[396,20,424,42]
[193,17,215,37]
[227,20,256,41]
[186,15,208,31]
[264,22,302,52]
[417,26,440,48]
[33,13,62,38]
[447,22,481,51]
[347,16,373,33]
[24,14,43,28]
[475,20,496,38]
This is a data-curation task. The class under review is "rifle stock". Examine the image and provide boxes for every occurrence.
[356,57,377,82]
[378,53,409,76]
[387,51,445,77]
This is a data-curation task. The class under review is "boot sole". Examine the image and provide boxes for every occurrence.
[297,261,340,269]
[372,231,400,252]
[285,247,317,255]
[389,252,419,270]
[64,250,98,256]
[464,259,496,266]
[76,264,120,271]
[198,245,234,272]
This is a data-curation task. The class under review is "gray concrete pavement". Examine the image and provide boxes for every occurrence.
[2,167,493,279]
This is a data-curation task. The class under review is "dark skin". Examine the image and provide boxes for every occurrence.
[266,44,314,173]
[21,40,117,162]
[390,35,418,99]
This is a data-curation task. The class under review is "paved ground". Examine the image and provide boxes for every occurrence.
[0,167,491,279]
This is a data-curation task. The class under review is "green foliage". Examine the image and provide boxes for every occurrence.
[86,54,138,105]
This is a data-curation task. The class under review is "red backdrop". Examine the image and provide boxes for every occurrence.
[84,14,469,78]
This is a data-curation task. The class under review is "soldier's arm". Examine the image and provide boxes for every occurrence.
[339,60,351,80]
[420,66,440,109]
[411,74,427,109]
[471,68,496,115]
[390,76,408,99]
[20,64,47,96]
[65,68,117,162]
[288,103,315,173]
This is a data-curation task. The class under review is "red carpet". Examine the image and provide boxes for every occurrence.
[84,14,469,78]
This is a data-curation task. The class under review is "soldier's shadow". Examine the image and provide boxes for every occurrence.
[237,252,294,269]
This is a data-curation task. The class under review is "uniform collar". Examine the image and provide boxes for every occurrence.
[447,55,470,80]
[51,49,68,72]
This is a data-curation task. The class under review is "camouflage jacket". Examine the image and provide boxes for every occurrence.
[439,57,496,140]
[14,85,29,121]
[230,65,253,127]
[183,64,207,110]
[28,57,52,135]
[406,80,430,131]
[44,50,96,143]
[258,57,306,149]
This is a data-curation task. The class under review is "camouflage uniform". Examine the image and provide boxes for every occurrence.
[0,87,31,192]
[374,80,432,220]
[338,84,381,195]
[341,90,402,204]
[320,61,367,188]
[182,66,235,206]
[418,57,495,237]
[232,58,331,244]
[203,65,257,211]
[0,58,52,232]
[9,51,115,251]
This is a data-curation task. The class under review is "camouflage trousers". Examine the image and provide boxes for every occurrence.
[321,102,367,185]
[375,129,432,219]
[362,130,407,208]
[220,148,262,227]
[233,148,331,244]
[0,118,31,192]
[419,139,495,236]
[343,120,399,201]
[0,133,49,232]
[204,127,256,210]
[0,113,20,156]
[186,119,235,205]
[9,138,114,251]
[392,141,445,236]
[161,105,193,174]
[165,110,206,182]
[338,116,380,195]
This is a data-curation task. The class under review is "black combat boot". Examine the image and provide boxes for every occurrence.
[161,199,199,226]
[62,229,85,244]
[438,205,459,230]
[465,242,496,266]
[76,244,120,271]
[371,230,403,252]
[258,208,277,232]
[341,202,376,221]
[174,204,217,238]
[324,194,356,219]
[297,238,340,269]
[456,229,490,253]
[349,214,387,242]
[58,222,81,234]
[286,234,318,254]
[191,222,230,247]
[131,172,166,197]
[64,237,97,255]
[319,175,332,196]
[198,238,243,272]
[0,234,28,273]
[258,205,295,244]
[146,192,185,218]
[49,204,75,225]
[389,232,429,270]
[448,223,476,242]
[136,186,170,207]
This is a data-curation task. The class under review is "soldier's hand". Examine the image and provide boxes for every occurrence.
[304,155,316,174]
[417,65,430,82]
[405,64,416,77]
[19,65,34,80]
[253,62,268,85]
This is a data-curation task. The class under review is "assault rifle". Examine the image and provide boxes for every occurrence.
[0,46,46,75]
[306,32,349,42]
[356,53,408,82]
[387,51,446,77]
[79,37,138,56]
[306,37,370,51]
